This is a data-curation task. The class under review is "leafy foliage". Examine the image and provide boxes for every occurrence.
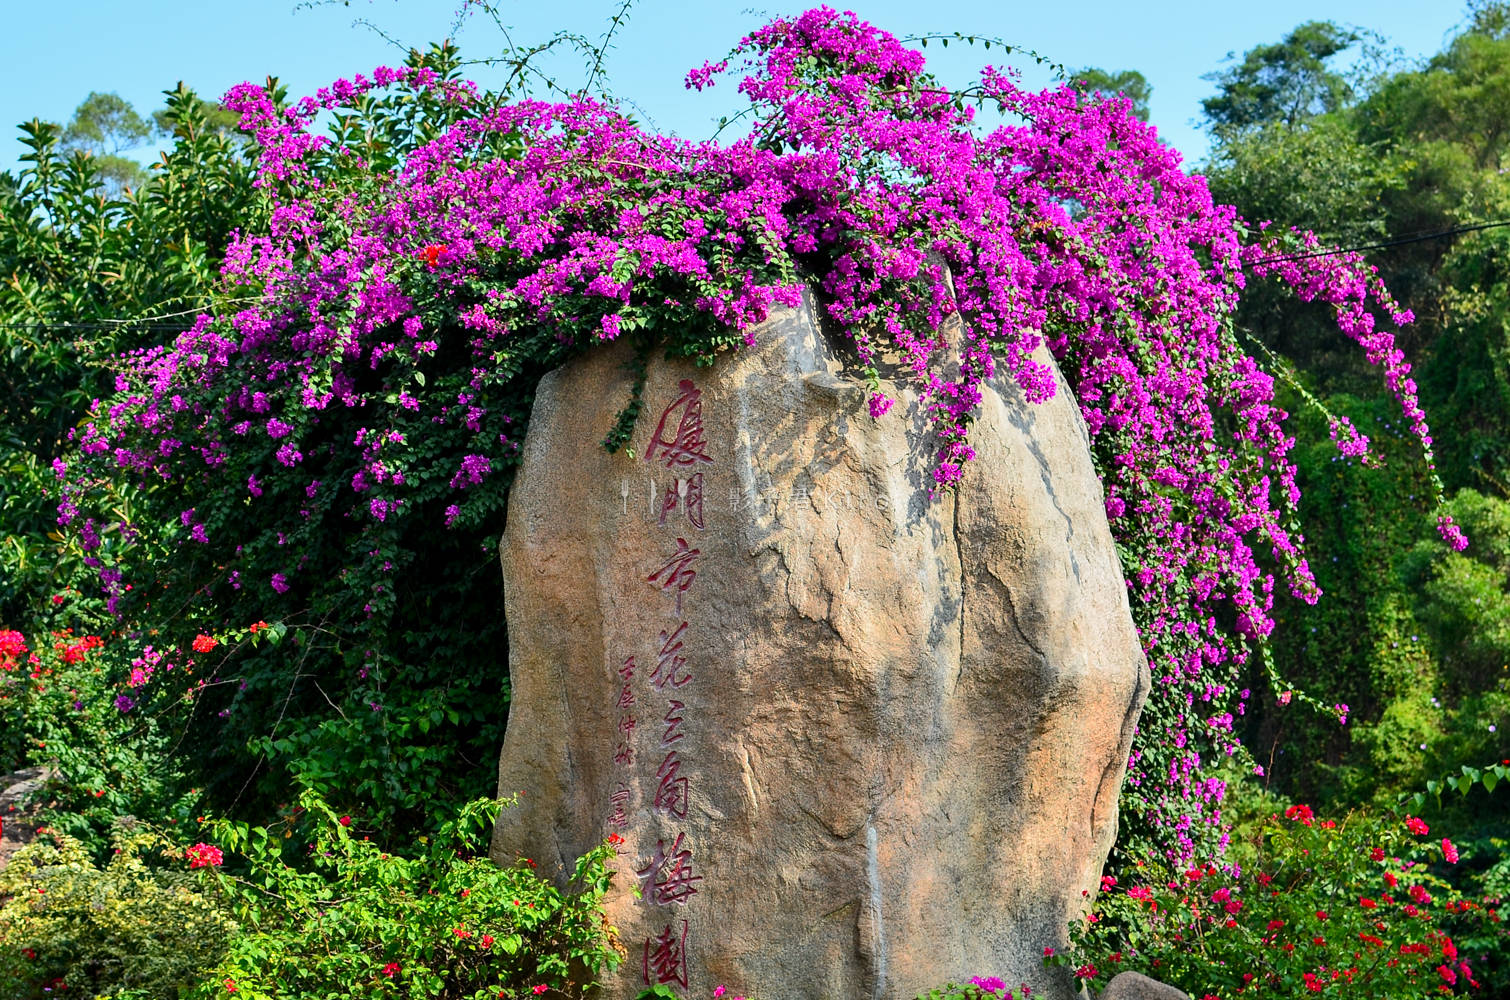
[0,83,264,633]
[1202,21,1359,135]
[192,792,622,1000]
[1065,802,1506,998]
[0,823,234,1000]
[0,618,228,858]
[1201,7,1510,835]
[1069,68,1151,122]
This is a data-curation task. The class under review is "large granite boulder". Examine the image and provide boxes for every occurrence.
[491,291,1148,999]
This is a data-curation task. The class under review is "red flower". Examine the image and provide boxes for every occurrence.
[1370,846,1386,861]
[339,815,351,827]
[382,963,400,977]
[481,934,494,948]
[1284,803,1314,826]
[1073,965,1098,979]
[1405,816,1429,836]
[1442,838,1459,863]
[453,926,472,938]
[186,842,224,869]
[1360,897,1378,909]
[532,986,549,995]
[419,244,446,267]
[191,634,218,653]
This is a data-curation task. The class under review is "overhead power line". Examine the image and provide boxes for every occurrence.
[1253,219,1510,265]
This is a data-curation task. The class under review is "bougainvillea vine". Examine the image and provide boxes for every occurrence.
[58,8,1461,857]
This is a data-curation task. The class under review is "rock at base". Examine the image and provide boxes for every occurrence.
[1098,971,1192,1000]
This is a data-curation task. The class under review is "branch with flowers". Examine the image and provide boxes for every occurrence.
[53,7,1462,868]
[1057,801,1507,998]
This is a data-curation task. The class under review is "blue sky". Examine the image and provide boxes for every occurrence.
[2,0,1472,175]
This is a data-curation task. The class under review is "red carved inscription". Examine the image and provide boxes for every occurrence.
[643,920,690,988]
[636,831,703,906]
[646,380,712,470]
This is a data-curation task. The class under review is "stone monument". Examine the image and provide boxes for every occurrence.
[492,291,1149,999]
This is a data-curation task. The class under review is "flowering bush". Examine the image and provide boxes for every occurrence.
[1061,803,1507,997]
[0,823,235,1000]
[54,9,1457,859]
[189,791,621,1000]
[0,619,202,853]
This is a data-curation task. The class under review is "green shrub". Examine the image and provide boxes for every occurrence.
[1063,802,1507,997]
[0,822,233,1000]
[190,791,622,1000]
[0,623,198,856]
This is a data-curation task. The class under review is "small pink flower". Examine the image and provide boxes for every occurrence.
[1442,838,1459,863]
[532,986,548,995]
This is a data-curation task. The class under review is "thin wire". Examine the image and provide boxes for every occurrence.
[0,322,207,332]
[1253,219,1510,265]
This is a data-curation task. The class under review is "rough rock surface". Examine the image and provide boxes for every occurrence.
[0,768,51,871]
[1098,972,1192,1000]
[491,292,1149,999]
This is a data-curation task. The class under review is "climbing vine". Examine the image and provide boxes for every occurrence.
[58,8,1457,857]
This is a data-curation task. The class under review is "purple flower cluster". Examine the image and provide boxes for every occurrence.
[59,9,1457,858]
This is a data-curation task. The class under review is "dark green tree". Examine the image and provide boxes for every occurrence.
[1200,8,1510,830]
[0,84,265,629]
[1202,21,1358,134]
[1070,67,1151,121]
[59,91,154,194]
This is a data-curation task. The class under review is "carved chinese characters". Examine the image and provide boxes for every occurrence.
[634,381,711,987]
